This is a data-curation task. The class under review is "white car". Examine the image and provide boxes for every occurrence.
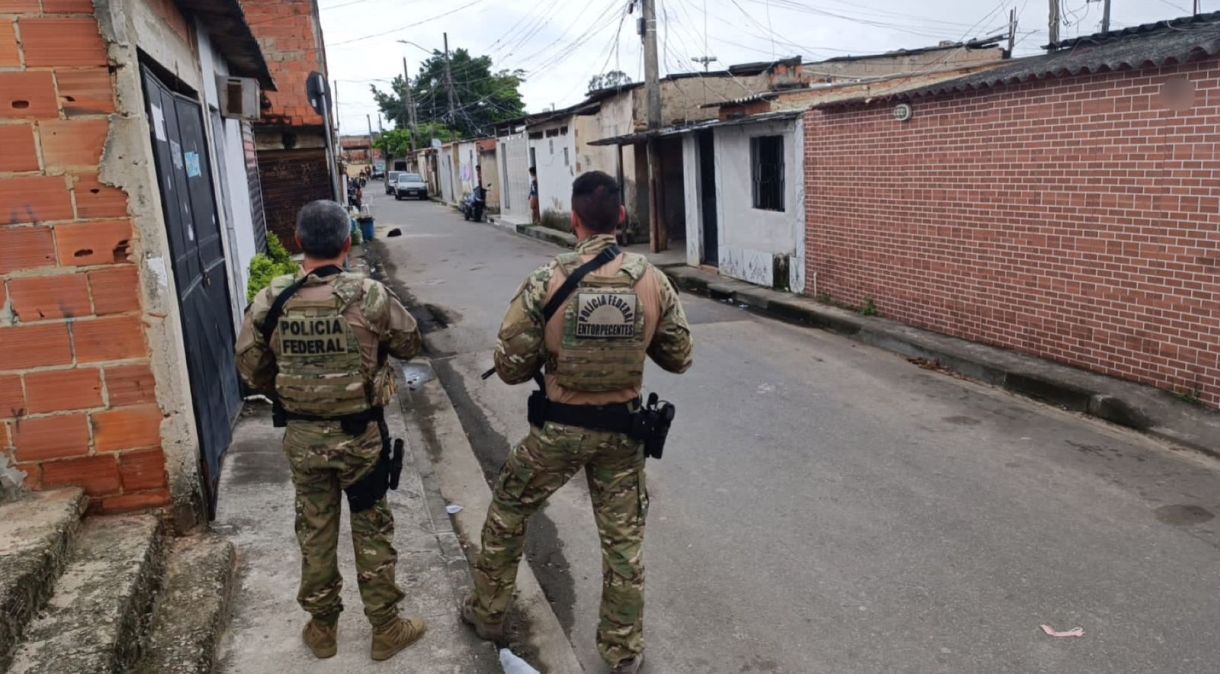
[394,173,428,200]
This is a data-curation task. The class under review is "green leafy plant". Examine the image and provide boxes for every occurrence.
[861,298,879,317]
[246,236,298,302]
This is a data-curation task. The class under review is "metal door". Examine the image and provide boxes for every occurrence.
[141,67,242,515]
[698,130,719,266]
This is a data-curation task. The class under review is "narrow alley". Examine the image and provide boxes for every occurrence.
[367,190,1220,673]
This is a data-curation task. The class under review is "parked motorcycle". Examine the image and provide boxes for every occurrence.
[461,184,488,222]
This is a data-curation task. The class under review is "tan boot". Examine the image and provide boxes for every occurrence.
[460,594,507,645]
[302,618,338,659]
[610,654,644,674]
[370,616,427,661]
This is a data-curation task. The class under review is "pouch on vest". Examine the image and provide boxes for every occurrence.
[551,254,647,393]
[274,281,370,417]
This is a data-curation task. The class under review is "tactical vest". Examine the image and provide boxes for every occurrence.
[549,252,649,392]
[272,275,371,417]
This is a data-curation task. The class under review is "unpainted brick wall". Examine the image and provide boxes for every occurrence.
[242,0,326,127]
[0,4,170,512]
[804,58,1220,408]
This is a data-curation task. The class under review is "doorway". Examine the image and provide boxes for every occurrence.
[697,130,718,266]
[141,66,243,515]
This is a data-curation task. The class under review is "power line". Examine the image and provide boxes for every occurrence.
[328,0,487,47]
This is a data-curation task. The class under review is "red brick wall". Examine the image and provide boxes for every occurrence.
[804,58,1220,408]
[241,0,325,127]
[0,4,169,511]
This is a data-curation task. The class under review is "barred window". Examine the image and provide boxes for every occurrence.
[750,135,784,212]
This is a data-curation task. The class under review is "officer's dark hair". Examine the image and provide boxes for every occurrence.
[296,200,350,259]
[571,171,620,234]
[528,166,536,176]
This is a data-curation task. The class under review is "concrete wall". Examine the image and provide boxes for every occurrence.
[438,145,456,205]
[478,142,500,213]
[809,46,1004,80]
[632,74,771,127]
[527,119,577,221]
[805,59,1220,408]
[457,140,478,199]
[691,119,804,290]
[497,132,530,223]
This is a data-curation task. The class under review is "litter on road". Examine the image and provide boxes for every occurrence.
[1040,624,1085,638]
[499,648,540,674]
[446,503,464,514]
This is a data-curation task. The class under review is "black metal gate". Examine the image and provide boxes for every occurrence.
[141,66,242,515]
[698,130,718,266]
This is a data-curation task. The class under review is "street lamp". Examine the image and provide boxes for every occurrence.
[396,39,434,55]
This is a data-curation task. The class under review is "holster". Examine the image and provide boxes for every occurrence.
[528,391,676,461]
[275,405,403,512]
[343,413,405,513]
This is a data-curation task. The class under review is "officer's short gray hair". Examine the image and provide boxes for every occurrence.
[296,200,351,259]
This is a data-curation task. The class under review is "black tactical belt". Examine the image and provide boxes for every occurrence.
[535,399,636,435]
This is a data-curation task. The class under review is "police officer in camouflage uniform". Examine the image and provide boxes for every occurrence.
[461,171,693,673]
[236,200,426,662]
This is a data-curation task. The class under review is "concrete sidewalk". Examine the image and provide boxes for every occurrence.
[212,399,502,673]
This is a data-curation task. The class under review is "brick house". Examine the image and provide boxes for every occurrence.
[242,0,340,250]
[0,0,274,525]
[803,13,1220,408]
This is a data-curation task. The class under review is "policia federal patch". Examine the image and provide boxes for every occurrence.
[278,317,352,356]
[574,292,638,339]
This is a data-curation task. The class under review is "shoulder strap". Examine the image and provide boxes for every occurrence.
[258,265,344,344]
[541,245,620,323]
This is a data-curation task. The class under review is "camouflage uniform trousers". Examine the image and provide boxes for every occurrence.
[471,421,648,666]
[283,420,405,627]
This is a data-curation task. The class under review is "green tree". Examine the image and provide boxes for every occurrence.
[373,124,459,157]
[372,48,525,138]
[587,70,632,93]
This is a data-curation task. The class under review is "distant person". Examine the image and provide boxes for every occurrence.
[528,166,540,225]
[461,171,693,674]
[235,200,426,663]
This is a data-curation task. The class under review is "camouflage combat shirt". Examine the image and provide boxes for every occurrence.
[494,234,693,405]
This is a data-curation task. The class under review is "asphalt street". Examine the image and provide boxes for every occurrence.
[368,189,1220,674]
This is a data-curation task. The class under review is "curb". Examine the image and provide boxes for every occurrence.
[659,265,1220,458]
[515,224,577,249]
[398,358,586,674]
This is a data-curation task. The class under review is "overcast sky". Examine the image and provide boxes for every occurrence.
[320,0,1213,136]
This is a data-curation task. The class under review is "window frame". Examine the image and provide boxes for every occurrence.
[749,134,785,212]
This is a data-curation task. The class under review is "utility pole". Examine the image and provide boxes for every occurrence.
[402,57,418,154]
[442,32,457,125]
[331,79,345,204]
[1196,0,1202,16]
[1007,8,1017,55]
[1048,0,1060,46]
[641,0,665,251]
[366,113,376,174]
[1101,0,1111,32]
[691,55,717,71]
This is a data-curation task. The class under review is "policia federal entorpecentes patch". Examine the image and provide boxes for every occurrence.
[574,292,638,339]
[279,317,352,356]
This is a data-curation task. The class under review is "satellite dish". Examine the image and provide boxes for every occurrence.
[306,72,329,117]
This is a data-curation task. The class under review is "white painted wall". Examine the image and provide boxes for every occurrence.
[196,23,258,326]
[498,132,530,223]
[694,119,805,291]
[438,146,455,205]
[526,120,577,217]
[683,134,701,266]
[457,140,478,197]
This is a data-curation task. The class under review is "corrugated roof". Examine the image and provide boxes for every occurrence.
[821,34,1006,63]
[819,11,1220,108]
[588,110,801,146]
